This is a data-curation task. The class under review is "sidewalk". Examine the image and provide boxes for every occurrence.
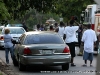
[0,58,18,75]
[0,58,7,75]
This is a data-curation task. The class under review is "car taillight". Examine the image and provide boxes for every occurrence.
[63,46,70,53]
[23,47,31,55]
[0,36,4,40]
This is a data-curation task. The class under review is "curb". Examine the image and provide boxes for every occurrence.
[0,58,7,75]
[0,58,18,75]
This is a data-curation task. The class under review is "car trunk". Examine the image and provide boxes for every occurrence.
[24,44,68,55]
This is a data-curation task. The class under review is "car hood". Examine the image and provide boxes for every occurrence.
[10,34,22,38]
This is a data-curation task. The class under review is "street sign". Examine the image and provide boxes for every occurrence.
[94,0,100,5]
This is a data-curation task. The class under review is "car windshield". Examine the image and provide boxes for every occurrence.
[2,28,25,34]
[10,28,25,34]
[24,34,64,44]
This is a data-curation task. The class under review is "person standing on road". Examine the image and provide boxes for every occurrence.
[63,20,79,66]
[55,21,65,38]
[81,24,97,67]
[49,25,54,31]
[54,23,58,30]
[22,22,28,32]
[77,24,88,56]
[4,29,14,65]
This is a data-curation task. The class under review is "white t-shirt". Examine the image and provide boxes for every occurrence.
[4,34,13,48]
[58,27,65,37]
[81,29,97,53]
[63,26,79,43]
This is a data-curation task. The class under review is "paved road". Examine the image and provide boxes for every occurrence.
[0,47,98,75]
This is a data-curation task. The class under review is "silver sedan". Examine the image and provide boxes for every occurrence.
[13,31,71,71]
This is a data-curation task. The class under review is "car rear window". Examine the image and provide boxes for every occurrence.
[2,28,25,34]
[24,34,64,44]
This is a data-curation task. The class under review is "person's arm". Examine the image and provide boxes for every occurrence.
[63,34,66,41]
[74,20,80,26]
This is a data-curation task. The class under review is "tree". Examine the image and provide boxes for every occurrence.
[0,0,96,23]
[0,0,10,24]
[2,0,56,20]
[53,0,95,22]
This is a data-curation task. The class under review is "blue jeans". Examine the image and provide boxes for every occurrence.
[5,46,14,64]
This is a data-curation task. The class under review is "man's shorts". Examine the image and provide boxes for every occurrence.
[83,51,93,60]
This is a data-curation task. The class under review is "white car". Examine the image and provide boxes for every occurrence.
[0,27,26,49]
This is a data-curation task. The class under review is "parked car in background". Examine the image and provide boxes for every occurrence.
[0,27,26,49]
[13,31,71,71]
[6,24,23,27]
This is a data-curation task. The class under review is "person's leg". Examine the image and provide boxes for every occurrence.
[9,46,14,61]
[70,42,76,66]
[83,51,89,66]
[77,43,83,56]
[89,53,93,66]
[85,60,87,64]
[5,48,9,64]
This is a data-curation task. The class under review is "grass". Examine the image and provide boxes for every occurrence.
[0,72,3,75]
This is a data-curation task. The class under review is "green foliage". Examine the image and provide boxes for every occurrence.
[53,0,95,21]
[0,0,96,25]
[0,1,10,20]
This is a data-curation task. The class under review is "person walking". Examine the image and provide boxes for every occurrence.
[49,25,54,31]
[4,29,14,65]
[54,23,58,30]
[22,22,28,32]
[63,20,79,66]
[35,24,41,31]
[77,24,87,56]
[55,21,65,38]
[81,24,97,66]
[39,25,44,31]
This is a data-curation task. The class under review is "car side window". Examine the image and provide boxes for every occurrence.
[19,34,25,44]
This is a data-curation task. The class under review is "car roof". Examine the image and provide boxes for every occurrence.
[25,31,57,35]
[4,27,24,29]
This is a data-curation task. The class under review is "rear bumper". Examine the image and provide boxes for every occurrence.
[20,55,71,65]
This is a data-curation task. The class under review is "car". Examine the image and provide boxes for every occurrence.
[13,31,71,71]
[0,27,26,49]
[6,24,23,27]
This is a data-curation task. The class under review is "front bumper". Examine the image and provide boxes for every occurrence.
[20,55,71,66]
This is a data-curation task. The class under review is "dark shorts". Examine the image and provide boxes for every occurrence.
[66,42,75,57]
[83,51,93,61]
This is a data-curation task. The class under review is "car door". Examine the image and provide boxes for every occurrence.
[14,34,26,60]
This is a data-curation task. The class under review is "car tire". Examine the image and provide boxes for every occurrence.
[13,55,18,66]
[62,63,69,70]
[18,58,26,71]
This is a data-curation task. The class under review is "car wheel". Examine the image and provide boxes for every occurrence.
[62,63,69,70]
[18,58,26,71]
[13,55,18,66]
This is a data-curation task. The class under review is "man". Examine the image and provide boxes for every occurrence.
[77,24,88,56]
[63,20,79,66]
[55,21,65,38]
[22,22,28,32]
[81,24,97,66]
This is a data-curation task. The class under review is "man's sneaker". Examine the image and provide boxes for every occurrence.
[90,65,93,67]
[82,64,87,67]
[71,63,76,66]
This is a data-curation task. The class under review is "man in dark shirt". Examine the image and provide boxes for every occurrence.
[22,22,28,32]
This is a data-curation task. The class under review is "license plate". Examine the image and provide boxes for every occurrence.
[43,50,52,54]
